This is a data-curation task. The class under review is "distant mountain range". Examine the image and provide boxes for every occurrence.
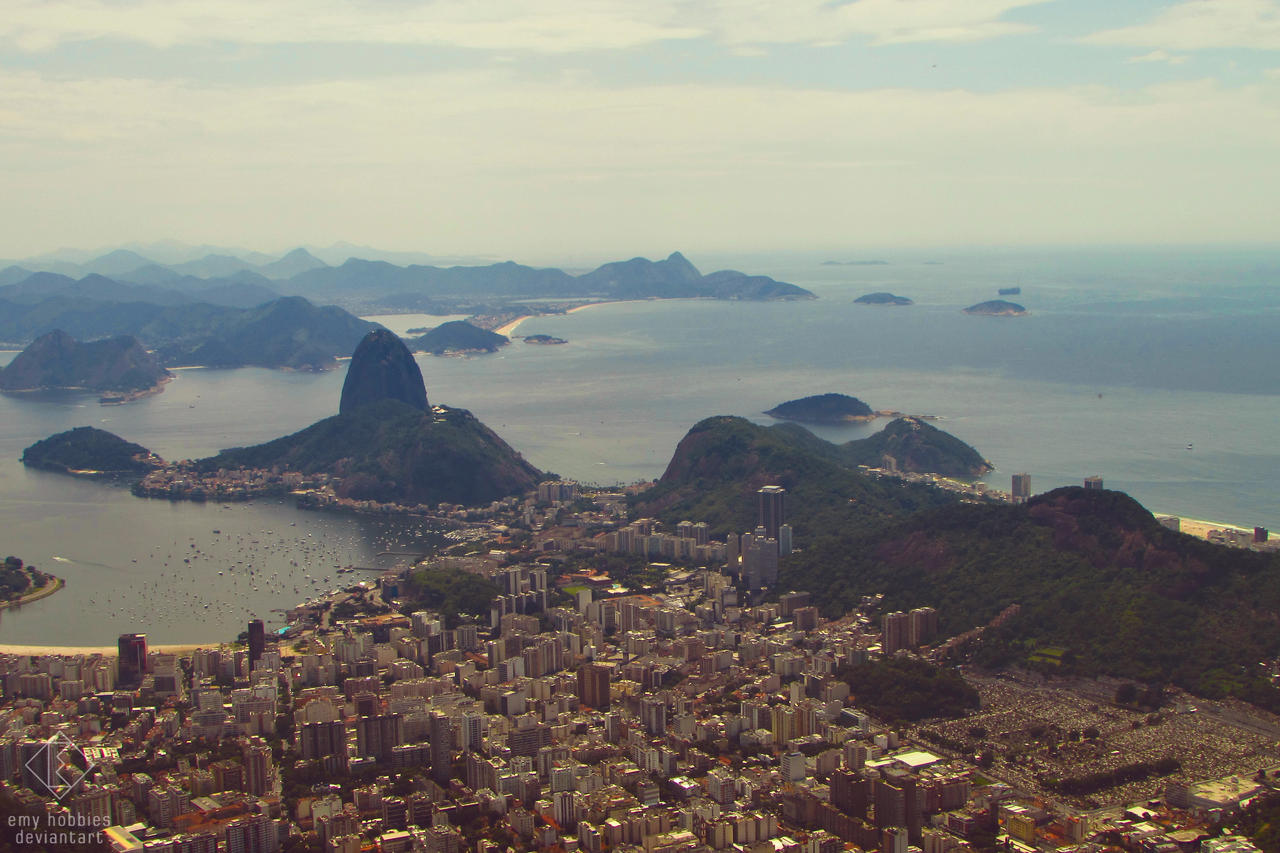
[0,296,379,372]
[0,247,811,319]
[0,248,813,358]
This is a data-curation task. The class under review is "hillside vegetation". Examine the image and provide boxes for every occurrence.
[783,487,1280,705]
[201,399,542,506]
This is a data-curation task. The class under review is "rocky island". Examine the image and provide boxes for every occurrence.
[0,330,171,402]
[22,426,161,476]
[408,321,508,355]
[765,393,877,423]
[854,292,913,306]
[523,334,567,345]
[964,299,1027,316]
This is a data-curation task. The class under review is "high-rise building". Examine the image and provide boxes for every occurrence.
[247,620,265,669]
[356,714,404,762]
[757,486,786,540]
[742,528,779,591]
[881,612,909,654]
[299,720,347,767]
[1011,473,1031,503]
[429,712,454,784]
[118,633,148,687]
[778,523,793,557]
[640,696,666,735]
[1083,476,1104,490]
[907,607,938,647]
[576,662,611,710]
[242,737,272,797]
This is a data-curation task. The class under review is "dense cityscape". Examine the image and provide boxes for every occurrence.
[2,480,1277,853]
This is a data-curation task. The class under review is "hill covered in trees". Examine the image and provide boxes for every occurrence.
[0,330,170,395]
[632,416,960,539]
[781,487,1280,706]
[22,426,159,475]
[409,321,508,355]
[199,400,542,506]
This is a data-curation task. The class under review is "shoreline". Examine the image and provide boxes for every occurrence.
[0,575,64,613]
[0,642,210,657]
[494,315,533,337]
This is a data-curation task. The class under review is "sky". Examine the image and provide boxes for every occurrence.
[2,0,1280,261]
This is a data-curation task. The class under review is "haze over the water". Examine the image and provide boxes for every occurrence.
[3,1,1280,259]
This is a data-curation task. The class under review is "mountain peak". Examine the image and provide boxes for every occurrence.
[339,329,429,415]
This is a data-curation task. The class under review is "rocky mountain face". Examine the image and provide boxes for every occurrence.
[339,329,429,415]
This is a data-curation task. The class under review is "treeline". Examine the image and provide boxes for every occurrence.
[404,566,499,629]
[838,657,980,723]
[1044,757,1181,796]
[0,556,43,602]
[784,487,1280,708]
[1237,791,1280,853]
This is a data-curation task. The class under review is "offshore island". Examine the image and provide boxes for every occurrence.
[5,397,1280,853]
[7,262,1280,853]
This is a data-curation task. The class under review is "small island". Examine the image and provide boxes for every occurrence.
[765,393,876,423]
[22,426,162,476]
[404,327,431,335]
[0,330,171,402]
[523,334,567,345]
[998,286,1022,296]
[408,321,509,355]
[854,292,913,306]
[963,299,1027,316]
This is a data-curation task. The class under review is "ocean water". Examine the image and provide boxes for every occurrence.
[0,247,1276,645]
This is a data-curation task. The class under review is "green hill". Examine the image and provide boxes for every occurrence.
[632,416,959,539]
[765,392,874,423]
[22,426,159,475]
[409,321,508,355]
[842,417,991,478]
[0,330,170,394]
[200,399,542,506]
[782,487,1280,706]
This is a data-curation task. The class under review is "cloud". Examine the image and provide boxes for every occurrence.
[1,0,1045,54]
[3,67,1280,254]
[1127,49,1189,65]
[1086,0,1280,51]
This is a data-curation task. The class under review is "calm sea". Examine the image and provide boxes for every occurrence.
[0,247,1276,645]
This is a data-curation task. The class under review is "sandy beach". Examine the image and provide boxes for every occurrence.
[494,316,532,337]
[0,643,211,657]
[1175,517,1254,539]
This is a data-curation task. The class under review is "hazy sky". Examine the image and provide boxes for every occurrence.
[3,0,1280,260]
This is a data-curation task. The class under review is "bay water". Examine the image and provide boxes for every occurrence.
[0,247,1275,645]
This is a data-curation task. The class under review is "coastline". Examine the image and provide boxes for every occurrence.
[0,575,64,613]
[0,642,208,657]
[494,316,533,337]
[1175,517,1255,538]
